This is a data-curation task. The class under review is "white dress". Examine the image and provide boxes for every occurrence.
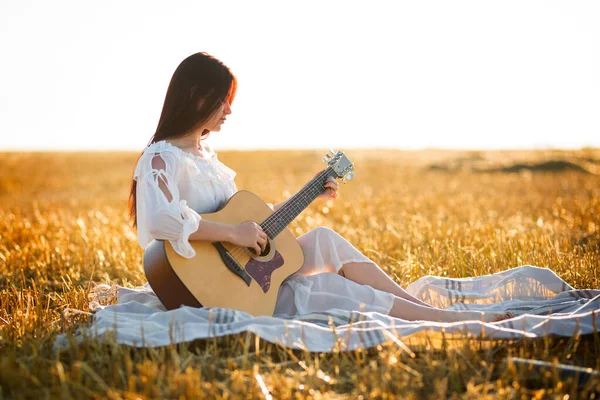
[134,140,395,317]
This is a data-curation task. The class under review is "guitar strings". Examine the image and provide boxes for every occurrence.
[225,167,332,260]
[224,167,336,261]
[262,168,333,232]
[259,167,334,237]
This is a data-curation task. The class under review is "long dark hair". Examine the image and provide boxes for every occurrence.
[128,52,237,228]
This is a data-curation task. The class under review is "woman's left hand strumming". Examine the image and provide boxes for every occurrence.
[317,176,339,200]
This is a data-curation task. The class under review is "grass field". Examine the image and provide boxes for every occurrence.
[0,148,599,399]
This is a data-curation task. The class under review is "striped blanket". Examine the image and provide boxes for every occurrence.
[56,266,600,352]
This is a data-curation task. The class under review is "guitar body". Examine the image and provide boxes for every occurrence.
[143,190,305,316]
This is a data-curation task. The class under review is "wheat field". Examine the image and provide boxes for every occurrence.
[0,148,599,399]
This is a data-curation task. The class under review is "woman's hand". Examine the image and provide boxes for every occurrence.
[317,175,339,201]
[229,221,268,255]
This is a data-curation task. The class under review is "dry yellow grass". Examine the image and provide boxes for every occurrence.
[0,149,599,399]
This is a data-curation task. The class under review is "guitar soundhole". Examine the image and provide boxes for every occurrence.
[247,239,271,258]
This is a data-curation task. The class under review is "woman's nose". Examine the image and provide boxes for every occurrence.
[224,101,232,114]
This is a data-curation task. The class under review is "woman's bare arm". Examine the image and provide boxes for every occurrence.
[188,220,267,255]
[188,220,236,242]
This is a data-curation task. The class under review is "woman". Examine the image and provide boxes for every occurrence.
[130,52,512,323]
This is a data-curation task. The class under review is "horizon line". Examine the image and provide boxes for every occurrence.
[1,145,599,153]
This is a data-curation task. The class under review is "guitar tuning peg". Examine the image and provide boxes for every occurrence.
[347,172,355,180]
[329,149,337,157]
[322,156,329,163]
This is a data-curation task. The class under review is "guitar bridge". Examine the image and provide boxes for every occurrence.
[212,242,252,286]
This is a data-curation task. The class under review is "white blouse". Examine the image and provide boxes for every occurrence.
[134,140,237,258]
[134,140,395,317]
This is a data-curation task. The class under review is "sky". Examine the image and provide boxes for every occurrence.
[0,0,598,151]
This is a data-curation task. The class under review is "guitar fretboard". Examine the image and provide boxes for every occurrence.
[261,167,337,238]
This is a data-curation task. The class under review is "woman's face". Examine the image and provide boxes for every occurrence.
[205,100,232,132]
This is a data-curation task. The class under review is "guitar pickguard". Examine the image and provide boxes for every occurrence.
[245,251,285,293]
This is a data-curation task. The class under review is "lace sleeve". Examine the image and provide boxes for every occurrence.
[134,150,201,258]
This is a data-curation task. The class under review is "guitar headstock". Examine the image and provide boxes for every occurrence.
[322,149,355,183]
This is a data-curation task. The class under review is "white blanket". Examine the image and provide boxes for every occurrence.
[57,266,600,352]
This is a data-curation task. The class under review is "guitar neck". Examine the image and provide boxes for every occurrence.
[261,167,337,238]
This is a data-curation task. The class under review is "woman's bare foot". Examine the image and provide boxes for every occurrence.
[457,311,515,323]
[387,296,516,323]
[485,311,515,323]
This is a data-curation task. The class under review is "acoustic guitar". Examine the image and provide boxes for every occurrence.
[143,150,355,316]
